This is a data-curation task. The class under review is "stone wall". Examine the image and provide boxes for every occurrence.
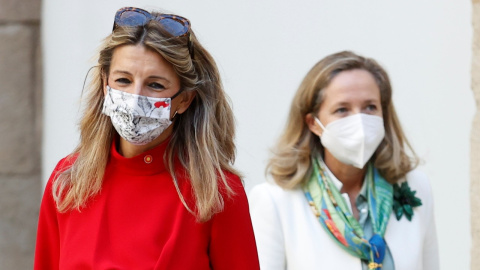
[0,0,42,269]
[474,1,480,269]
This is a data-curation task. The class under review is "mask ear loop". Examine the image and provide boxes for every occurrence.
[169,88,186,121]
[170,111,178,121]
[170,88,184,100]
[314,117,327,131]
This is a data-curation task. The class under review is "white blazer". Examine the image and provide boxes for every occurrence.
[249,169,439,270]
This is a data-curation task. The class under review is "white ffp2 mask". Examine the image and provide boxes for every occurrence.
[315,114,385,169]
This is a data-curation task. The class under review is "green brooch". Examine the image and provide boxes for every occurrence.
[392,182,422,221]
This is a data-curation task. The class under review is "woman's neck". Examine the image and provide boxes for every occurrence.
[323,150,365,196]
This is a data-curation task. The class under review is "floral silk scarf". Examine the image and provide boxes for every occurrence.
[303,157,393,269]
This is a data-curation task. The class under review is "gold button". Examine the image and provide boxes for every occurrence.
[144,155,153,164]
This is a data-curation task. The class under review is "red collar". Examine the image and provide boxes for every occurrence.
[108,137,171,176]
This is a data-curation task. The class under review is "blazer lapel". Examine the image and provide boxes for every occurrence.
[385,213,423,270]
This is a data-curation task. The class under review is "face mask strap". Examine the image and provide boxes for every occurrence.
[170,88,185,100]
[169,89,186,121]
[170,111,178,121]
[314,117,327,131]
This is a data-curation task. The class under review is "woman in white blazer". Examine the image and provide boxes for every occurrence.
[249,51,439,270]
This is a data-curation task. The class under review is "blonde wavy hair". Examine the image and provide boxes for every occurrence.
[53,12,239,222]
[268,51,418,189]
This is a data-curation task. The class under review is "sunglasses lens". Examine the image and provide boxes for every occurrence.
[159,18,188,36]
[117,11,148,27]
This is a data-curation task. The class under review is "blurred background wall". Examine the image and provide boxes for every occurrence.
[0,0,477,269]
[0,0,42,268]
[472,0,480,267]
[41,1,473,269]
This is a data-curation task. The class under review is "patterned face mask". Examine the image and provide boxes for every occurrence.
[102,86,182,145]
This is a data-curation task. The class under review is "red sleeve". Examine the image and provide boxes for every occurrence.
[34,158,71,270]
[209,174,260,270]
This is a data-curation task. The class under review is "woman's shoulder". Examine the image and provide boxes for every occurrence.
[249,181,304,206]
[402,168,434,200]
[218,171,245,195]
[251,180,295,194]
[216,171,250,207]
[57,154,77,170]
[45,154,78,186]
[397,168,435,216]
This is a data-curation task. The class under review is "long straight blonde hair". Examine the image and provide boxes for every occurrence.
[268,51,418,189]
[53,14,239,222]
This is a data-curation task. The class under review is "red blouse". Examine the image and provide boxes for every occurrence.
[34,140,260,270]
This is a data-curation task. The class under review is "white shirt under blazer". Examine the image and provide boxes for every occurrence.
[249,169,439,270]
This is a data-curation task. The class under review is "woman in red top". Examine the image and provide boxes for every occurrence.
[35,7,259,270]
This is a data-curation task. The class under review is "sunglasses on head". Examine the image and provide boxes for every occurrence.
[113,7,194,58]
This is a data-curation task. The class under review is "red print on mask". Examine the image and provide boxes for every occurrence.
[154,101,169,108]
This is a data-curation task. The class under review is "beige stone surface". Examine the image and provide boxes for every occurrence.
[473,2,480,269]
[0,25,38,174]
[474,3,480,101]
[0,0,41,22]
[34,28,43,173]
[0,0,42,268]
[0,175,41,270]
